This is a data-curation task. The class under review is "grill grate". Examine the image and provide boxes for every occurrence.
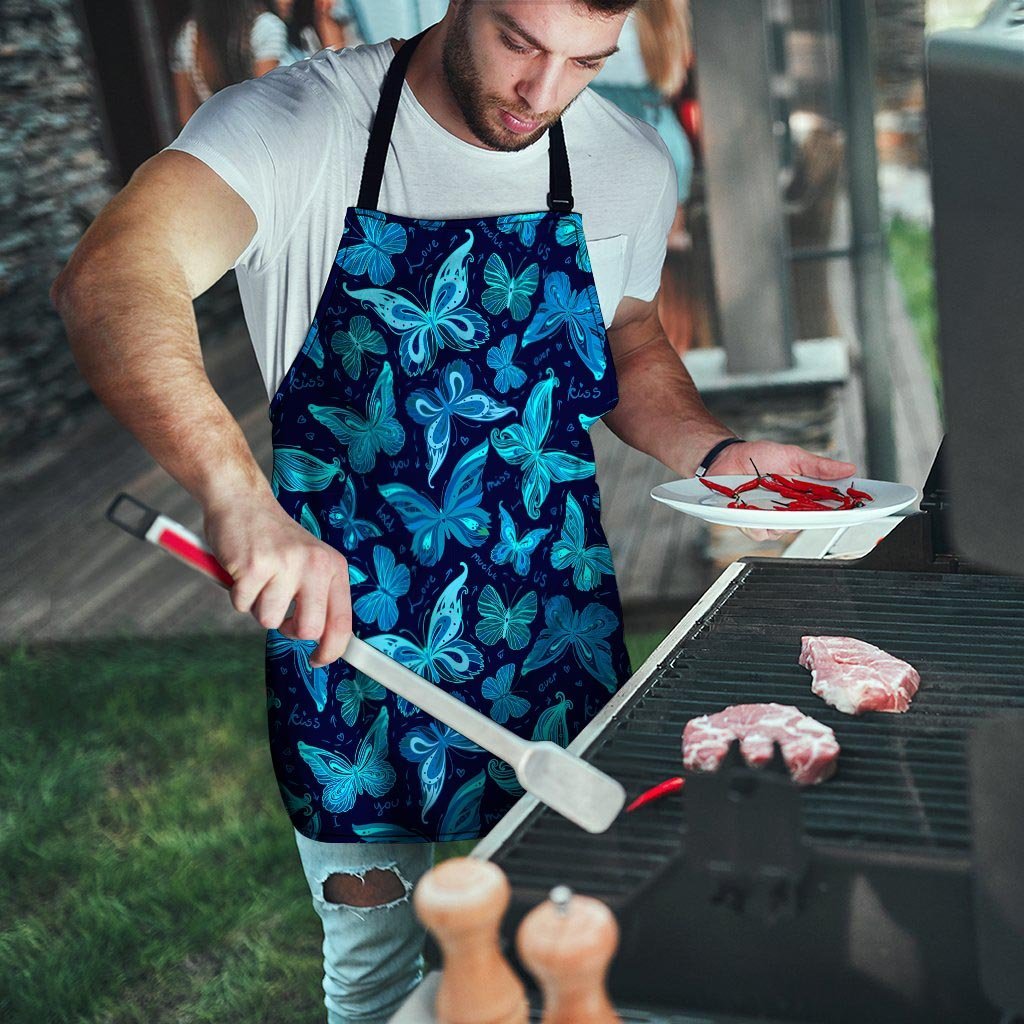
[494,562,1024,901]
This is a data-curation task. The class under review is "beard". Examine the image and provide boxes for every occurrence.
[441,3,559,152]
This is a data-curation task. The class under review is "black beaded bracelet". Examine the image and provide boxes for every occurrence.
[694,437,745,478]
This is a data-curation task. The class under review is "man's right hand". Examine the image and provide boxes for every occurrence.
[203,493,352,668]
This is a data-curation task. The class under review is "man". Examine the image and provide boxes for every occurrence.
[52,1,855,1019]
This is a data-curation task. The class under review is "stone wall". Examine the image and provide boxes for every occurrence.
[0,0,245,463]
[0,0,116,460]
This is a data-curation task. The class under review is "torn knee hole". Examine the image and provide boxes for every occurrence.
[323,868,407,908]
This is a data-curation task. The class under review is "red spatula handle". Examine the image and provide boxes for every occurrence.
[106,492,234,588]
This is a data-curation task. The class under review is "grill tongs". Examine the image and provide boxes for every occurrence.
[106,493,626,835]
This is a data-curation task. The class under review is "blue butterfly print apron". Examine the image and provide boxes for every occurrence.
[266,29,631,843]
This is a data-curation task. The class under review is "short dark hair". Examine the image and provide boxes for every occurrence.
[579,0,640,13]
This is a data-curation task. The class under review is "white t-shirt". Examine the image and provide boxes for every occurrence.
[166,40,677,401]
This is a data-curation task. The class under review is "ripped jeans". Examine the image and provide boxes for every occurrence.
[294,829,436,1024]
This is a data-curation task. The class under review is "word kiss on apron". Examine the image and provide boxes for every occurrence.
[267,29,631,843]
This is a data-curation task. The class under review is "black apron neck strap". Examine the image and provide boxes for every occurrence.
[546,119,574,213]
[357,29,428,211]
[357,29,575,216]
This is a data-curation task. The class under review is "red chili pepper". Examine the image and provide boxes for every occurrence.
[771,473,844,498]
[781,497,835,511]
[847,486,873,502]
[626,776,685,813]
[699,477,737,498]
[734,478,762,494]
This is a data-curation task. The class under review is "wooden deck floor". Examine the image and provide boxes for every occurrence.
[2,246,940,645]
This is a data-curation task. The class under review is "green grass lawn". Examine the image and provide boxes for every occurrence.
[887,215,941,400]
[0,630,664,1022]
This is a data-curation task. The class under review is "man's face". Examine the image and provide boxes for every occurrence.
[442,1,627,152]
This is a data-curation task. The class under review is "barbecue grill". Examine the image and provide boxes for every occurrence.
[470,447,1024,1023]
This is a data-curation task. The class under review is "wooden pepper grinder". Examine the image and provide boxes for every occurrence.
[413,857,528,1024]
[516,885,621,1024]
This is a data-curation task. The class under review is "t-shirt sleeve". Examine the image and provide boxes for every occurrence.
[623,132,678,302]
[251,12,289,63]
[164,66,340,273]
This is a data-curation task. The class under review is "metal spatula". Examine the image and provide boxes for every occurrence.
[106,493,626,834]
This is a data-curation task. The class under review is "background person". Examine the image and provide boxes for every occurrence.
[170,0,289,127]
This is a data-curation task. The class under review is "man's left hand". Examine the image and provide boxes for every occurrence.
[707,440,857,542]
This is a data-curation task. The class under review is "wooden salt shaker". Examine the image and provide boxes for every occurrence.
[516,885,621,1024]
[413,857,528,1024]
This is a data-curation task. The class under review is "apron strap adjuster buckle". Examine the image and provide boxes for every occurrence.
[547,192,574,213]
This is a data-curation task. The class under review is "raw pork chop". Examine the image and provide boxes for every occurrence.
[799,636,920,716]
[682,703,840,786]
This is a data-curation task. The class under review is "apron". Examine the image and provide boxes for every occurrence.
[266,30,631,843]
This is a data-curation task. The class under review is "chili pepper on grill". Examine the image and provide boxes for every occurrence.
[625,776,685,813]
[699,477,738,498]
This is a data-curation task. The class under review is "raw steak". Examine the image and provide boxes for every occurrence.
[799,636,920,716]
[682,703,840,786]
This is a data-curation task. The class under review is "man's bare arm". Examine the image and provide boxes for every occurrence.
[50,151,352,663]
[604,295,856,480]
[602,296,734,476]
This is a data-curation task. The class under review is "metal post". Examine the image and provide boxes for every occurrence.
[691,0,794,374]
[837,0,899,480]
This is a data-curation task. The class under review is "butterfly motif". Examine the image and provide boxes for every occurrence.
[367,562,482,684]
[488,757,525,797]
[491,371,595,520]
[522,271,607,380]
[555,216,592,272]
[352,821,428,841]
[406,360,514,486]
[272,448,345,497]
[326,477,382,550]
[481,663,531,724]
[379,441,491,566]
[309,361,406,474]
[278,782,321,838]
[486,334,528,394]
[498,213,546,247]
[523,596,619,692]
[353,546,410,631]
[531,691,574,746]
[475,585,538,651]
[550,493,614,592]
[306,321,326,369]
[336,212,408,286]
[490,502,550,577]
[344,230,489,376]
[481,252,539,322]
[330,315,387,380]
[297,706,396,814]
[334,671,385,727]
[399,720,483,820]
[268,630,329,712]
[439,770,487,838]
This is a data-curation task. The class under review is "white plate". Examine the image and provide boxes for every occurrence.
[650,476,919,530]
